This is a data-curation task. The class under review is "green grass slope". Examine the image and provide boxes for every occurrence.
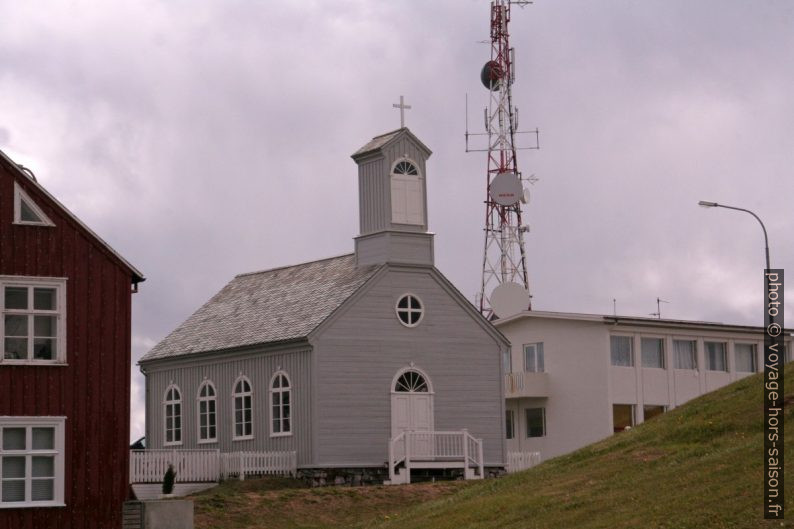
[372,363,794,529]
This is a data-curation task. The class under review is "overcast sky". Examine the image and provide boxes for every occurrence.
[1,0,792,440]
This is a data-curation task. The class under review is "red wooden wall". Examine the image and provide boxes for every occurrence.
[0,156,139,529]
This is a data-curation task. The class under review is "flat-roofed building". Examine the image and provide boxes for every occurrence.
[495,311,792,460]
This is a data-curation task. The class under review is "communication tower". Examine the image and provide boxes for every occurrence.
[466,0,539,319]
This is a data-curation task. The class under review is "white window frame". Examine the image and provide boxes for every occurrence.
[705,341,728,372]
[505,409,515,440]
[269,371,292,438]
[0,416,65,508]
[640,337,665,369]
[523,342,544,373]
[610,335,633,367]
[395,293,424,328]
[673,339,697,370]
[1,276,67,365]
[163,384,182,447]
[13,183,55,227]
[734,343,757,373]
[612,403,635,433]
[232,375,254,441]
[525,407,546,438]
[390,158,424,226]
[196,380,217,444]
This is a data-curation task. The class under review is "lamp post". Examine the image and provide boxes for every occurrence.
[698,201,771,271]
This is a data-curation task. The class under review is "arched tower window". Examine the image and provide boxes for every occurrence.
[163,384,182,446]
[232,376,253,440]
[390,159,424,225]
[270,371,292,436]
[197,380,217,443]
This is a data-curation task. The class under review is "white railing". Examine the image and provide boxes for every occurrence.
[220,451,297,480]
[130,449,220,483]
[388,430,484,484]
[506,451,541,473]
[505,372,525,393]
[130,449,297,483]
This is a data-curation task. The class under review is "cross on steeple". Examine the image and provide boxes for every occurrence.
[392,95,412,128]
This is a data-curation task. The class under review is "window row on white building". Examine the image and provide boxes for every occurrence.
[162,371,292,446]
[609,335,772,373]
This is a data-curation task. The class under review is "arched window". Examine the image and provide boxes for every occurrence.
[232,376,253,440]
[390,159,424,225]
[396,294,424,327]
[270,372,292,436]
[197,380,217,443]
[393,370,429,393]
[163,384,182,446]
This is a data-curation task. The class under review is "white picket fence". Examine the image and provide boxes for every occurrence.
[130,449,297,483]
[220,451,298,480]
[506,451,542,473]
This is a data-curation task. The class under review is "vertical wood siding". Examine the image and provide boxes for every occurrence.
[357,133,430,237]
[358,158,387,235]
[143,348,313,466]
[314,268,505,467]
[0,163,135,528]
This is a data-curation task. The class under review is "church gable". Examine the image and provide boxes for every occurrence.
[311,264,507,466]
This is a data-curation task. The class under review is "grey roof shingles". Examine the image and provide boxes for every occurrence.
[141,254,381,362]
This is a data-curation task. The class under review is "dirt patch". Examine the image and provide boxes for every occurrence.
[631,449,665,463]
[193,478,468,529]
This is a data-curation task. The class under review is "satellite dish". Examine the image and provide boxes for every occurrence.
[490,282,530,318]
[489,172,522,206]
[521,187,530,204]
[480,60,503,91]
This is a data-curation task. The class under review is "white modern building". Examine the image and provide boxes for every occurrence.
[495,311,792,460]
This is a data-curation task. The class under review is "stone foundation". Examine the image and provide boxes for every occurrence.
[297,467,390,487]
[297,465,506,487]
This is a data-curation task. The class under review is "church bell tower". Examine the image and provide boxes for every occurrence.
[351,126,434,267]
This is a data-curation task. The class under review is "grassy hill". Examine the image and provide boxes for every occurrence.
[373,363,794,529]
[192,363,793,529]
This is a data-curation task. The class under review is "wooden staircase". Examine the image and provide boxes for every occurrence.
[386,430,484,485]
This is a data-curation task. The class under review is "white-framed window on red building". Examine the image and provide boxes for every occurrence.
[1,277,66,364]
[0,417,65,508]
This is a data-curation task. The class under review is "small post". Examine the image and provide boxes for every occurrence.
[405,432,412,485]
[388,436,395,482]
[477,439,484,478]
[239,452,244,481]
[462,429,469,476]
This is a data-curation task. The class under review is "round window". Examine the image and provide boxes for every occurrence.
[396,294,423,327]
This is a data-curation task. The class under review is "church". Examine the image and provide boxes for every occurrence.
[139,127,509,484]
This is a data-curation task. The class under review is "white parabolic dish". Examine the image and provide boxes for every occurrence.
[490,281,529,318]
[489,172,522,206]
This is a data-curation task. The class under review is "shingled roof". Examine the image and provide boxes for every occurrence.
[351,127,432,160]
[141,254,382,362]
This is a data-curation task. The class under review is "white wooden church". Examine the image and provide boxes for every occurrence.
[139,127,509,484]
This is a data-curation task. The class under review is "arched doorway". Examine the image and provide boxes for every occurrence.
[391,367,434,439]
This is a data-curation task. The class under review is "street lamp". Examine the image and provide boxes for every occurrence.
[698,201,771,270]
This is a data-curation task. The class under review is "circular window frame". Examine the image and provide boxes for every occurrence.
[395,293,424,328]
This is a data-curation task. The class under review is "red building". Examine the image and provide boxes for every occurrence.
[0,150,144,528]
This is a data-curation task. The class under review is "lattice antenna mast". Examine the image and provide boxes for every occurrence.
[467,0,538,319]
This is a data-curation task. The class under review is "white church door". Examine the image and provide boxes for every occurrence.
[391,368,434,457]
[390,160,424,225]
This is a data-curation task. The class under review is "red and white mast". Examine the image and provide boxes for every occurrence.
[467,0,538,319]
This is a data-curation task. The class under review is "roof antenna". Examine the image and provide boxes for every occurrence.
[649,297,670,319]
[612,298,617,317]
[17,164,36,182]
